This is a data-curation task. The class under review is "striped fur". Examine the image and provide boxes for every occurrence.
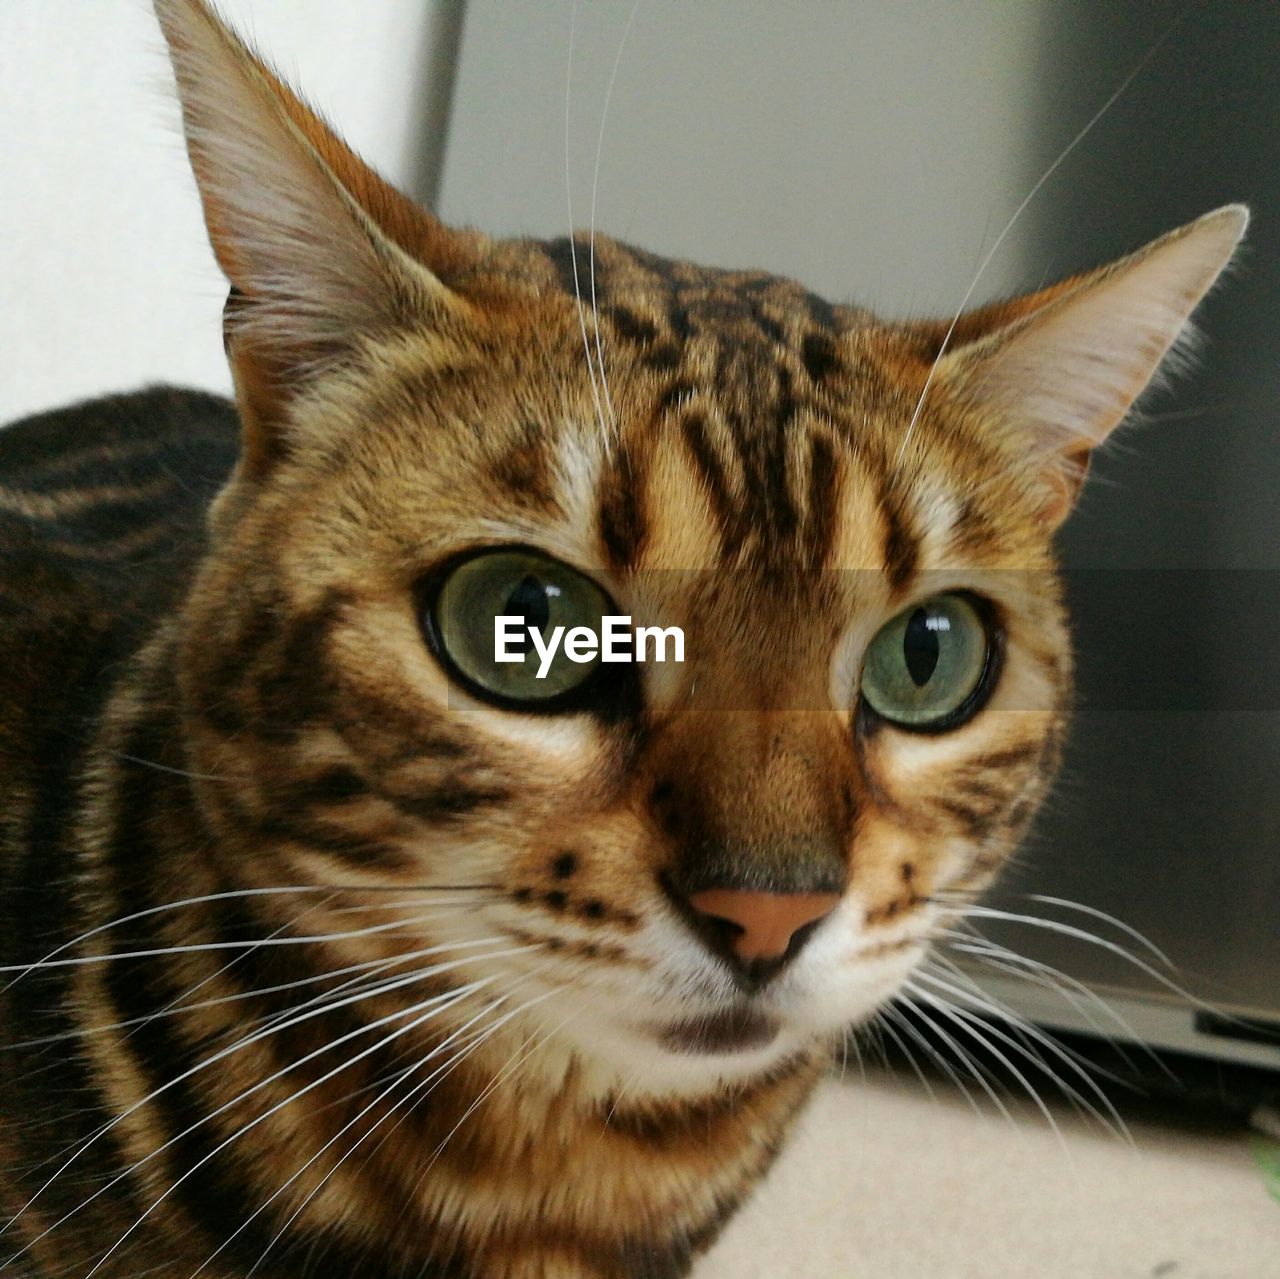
[0,2,1245,1275]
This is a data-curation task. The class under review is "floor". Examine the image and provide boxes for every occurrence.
[696,1069,1280,1279]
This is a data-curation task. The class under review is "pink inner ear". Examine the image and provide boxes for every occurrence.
[935,205,1247,524]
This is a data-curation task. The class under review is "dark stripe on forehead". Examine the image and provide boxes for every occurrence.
[489,420,558,513]
[949,495,1002,557]
[610,298,684,371]
[773,364,797,433]
[597,444,649,571]
[805,433,840,567]
[541,236,588,299]
[678,411,742,559]
[608,306,659,345]
[876,479,918,597]
[801,331,840,383]
[805,291,839,331]
[748,299,788,346]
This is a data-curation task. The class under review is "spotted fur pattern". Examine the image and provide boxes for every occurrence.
[0,2,1245,1275]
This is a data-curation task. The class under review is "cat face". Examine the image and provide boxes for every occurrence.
[158,0,1243,1098]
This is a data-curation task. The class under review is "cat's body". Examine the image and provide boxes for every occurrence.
[0,2,1246,1276]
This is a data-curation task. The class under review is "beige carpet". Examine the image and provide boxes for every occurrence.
[697,1072,1279,1278]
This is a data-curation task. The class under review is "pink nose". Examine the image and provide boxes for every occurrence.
[687,889,841,962]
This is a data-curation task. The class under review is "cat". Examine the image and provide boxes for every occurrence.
[0,0,1246,1276]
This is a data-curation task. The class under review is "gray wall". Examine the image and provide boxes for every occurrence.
[439,0,1048,313]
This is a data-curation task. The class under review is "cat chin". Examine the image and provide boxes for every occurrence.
[513,979,914,1102]
[555,1017,822,1101]
[479,928,930,1101]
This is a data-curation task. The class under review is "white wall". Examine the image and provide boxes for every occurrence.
[0,0,441,424]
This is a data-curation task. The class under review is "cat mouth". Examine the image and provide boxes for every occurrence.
[658,1006,780,1055]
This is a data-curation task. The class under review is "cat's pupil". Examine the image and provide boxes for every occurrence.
[504,574,552,650]
[903,608,940,687]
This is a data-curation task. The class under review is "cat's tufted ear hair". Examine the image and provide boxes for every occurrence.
[153,0,484,473]
[932,205,1248,526]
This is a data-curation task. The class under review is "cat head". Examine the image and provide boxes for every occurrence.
[155,0,1245,1095]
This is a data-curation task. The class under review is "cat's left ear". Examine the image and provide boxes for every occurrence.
[932,205,1248,526]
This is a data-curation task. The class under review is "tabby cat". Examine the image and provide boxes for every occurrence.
[0,1,1246,1276]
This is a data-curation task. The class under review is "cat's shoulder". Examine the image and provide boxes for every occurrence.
[0,385,239,487]
[0,384,240,664]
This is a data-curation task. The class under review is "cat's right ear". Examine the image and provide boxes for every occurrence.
[153,0,483,474]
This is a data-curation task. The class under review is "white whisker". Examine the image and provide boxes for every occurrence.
[917,961,1130,1141]
[563,0,612,452]
[587,0,643,440]
[1,885,493,989]
[893,990,1021,1130]
[1021,893,1175,968]
[905,979,1070,1157]
[3,943,536,1256]
[2,914,450,973]
[892,5,1191,475]
[879,1001,982,1117]
[864,1011,936,1103]
[79,975,514,1278]
[938,903,1210,1008]
[200,989,533,1278]
[939,929,1178,1084]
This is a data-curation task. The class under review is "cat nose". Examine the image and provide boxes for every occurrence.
[686,888,841,965]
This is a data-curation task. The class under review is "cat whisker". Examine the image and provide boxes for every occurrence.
[587,0,643,442]
[1019,893,1175,968]
[2,945,538,1254]
[563,0,612,453]
[242,978,568,1277]
[933,902,1215,1012]
[1,883,497,989]
[106,750,241,784]
[890,991,1019,1128]
[357,970,564,1166]
[836,1018,859,1086]
[417,984,595,1186]
[928,949,1145,1099]
[917,959,1131,1141]
[864,1009,933,1100]
[80,980,526,1279]
[246,934,514,1035]
[877,1001,981,1117]
[600,1066,643,1133]
[1134,396,1279,424]
[891,3,1191,476]
[903,979,1071,1155]
[7,972,486,1265]
[937,929,1179,1083]
[860,1019,890,1080]
[199,986,547,1278]
[1,925,486,1056]
[0,913,474,974]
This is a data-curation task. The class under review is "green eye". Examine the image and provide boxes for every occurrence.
[427,549,611,706]
[860,594,994,730]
